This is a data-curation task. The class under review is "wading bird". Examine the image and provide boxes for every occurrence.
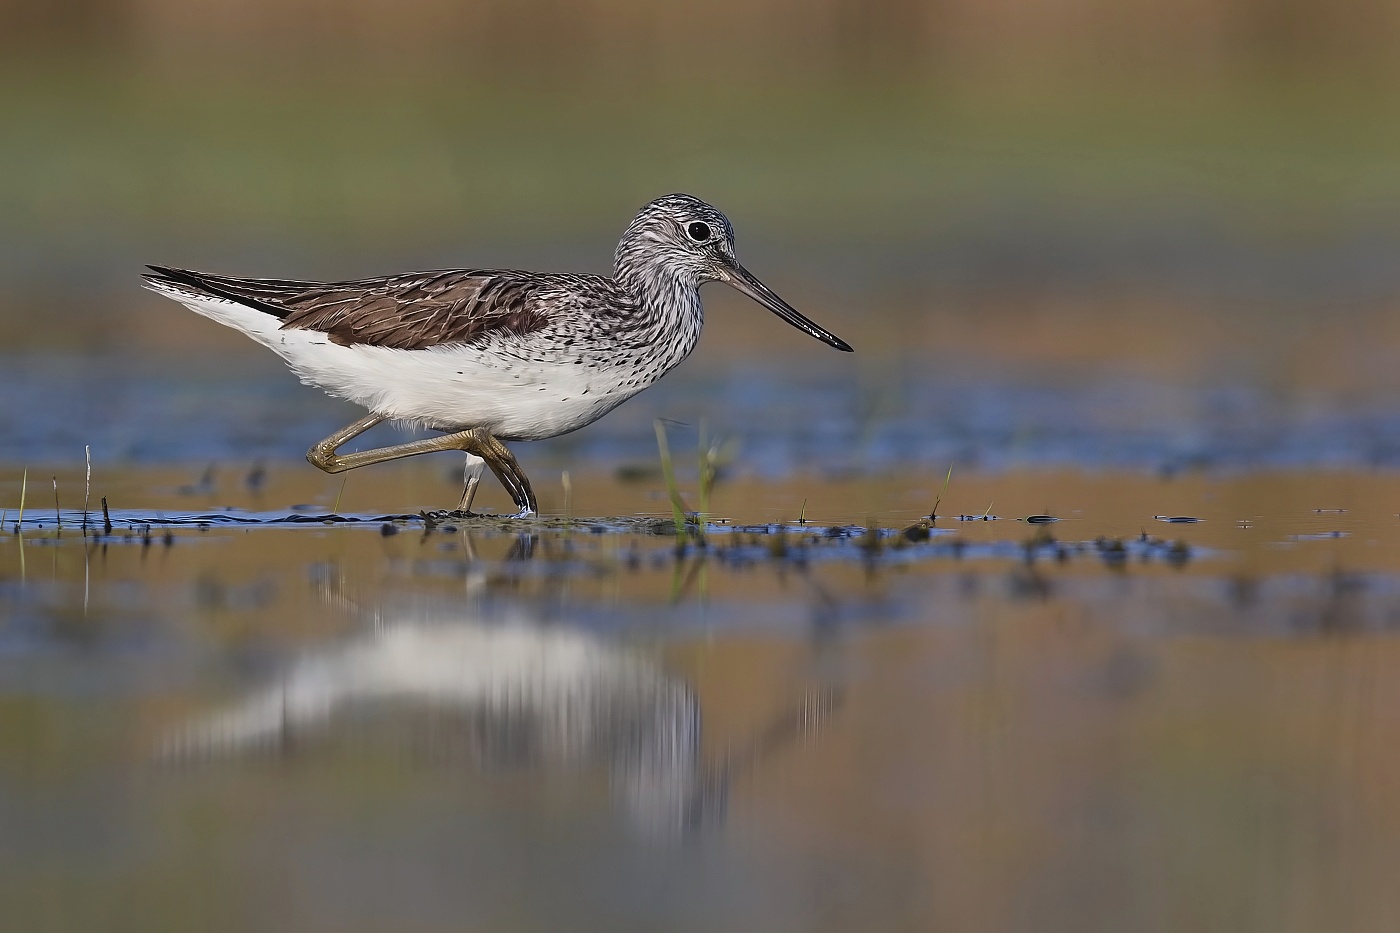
[145,194,852,515]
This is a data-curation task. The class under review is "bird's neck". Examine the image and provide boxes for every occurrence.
[614,247,703,329]
[613,246,705,365]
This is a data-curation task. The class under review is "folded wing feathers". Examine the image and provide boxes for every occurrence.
[280,273,554,350]
[148,267,559,351]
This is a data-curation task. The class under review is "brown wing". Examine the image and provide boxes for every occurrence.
[144,266,553,350]
[277,271,555,350]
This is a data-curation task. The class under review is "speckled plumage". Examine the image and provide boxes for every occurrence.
[143,193,852,515]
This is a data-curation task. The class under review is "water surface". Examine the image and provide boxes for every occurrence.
[3,462,1400,931]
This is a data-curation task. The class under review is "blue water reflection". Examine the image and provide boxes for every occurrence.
[7,353,1400,473]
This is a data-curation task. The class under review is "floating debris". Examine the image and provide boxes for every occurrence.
[901,519,932,542]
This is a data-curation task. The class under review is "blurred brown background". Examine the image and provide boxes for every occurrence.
[9,0,1400,76]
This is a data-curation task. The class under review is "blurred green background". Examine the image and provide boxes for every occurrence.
[3,0,1400,386]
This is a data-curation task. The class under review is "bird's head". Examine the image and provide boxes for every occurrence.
[616,193,852,352]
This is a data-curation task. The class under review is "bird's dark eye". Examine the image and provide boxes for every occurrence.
[687,221,712,242]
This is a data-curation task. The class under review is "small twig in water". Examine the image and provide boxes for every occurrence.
[17,468,27,531]
[52,476,61,529]
[332,477,348,515]
[83,445,91,530]
[799,498,808,525]
[982,501,994,519]
[561,471,572,524]
[101,496,113,535]
[931,464,953,521]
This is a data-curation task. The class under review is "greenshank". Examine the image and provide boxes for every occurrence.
[144,193,852,515]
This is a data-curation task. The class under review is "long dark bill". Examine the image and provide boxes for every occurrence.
[722,263,853,352]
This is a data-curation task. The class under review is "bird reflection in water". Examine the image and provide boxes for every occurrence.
[162,611,838,841]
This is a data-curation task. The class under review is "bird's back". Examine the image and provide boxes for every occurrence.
[144,265,639,352]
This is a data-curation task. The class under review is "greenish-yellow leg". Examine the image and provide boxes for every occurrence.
[306,415,538,516]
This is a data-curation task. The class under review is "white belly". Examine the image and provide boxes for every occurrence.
[153,287,655,440]
[303,342,644,439]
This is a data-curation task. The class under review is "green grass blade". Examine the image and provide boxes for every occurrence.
[654,420,688,536]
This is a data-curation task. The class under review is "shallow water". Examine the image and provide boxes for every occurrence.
[4,458,1400,931]
[8,349,1400,475]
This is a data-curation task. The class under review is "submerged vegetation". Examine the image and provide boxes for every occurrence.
[0,452,1232,579]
